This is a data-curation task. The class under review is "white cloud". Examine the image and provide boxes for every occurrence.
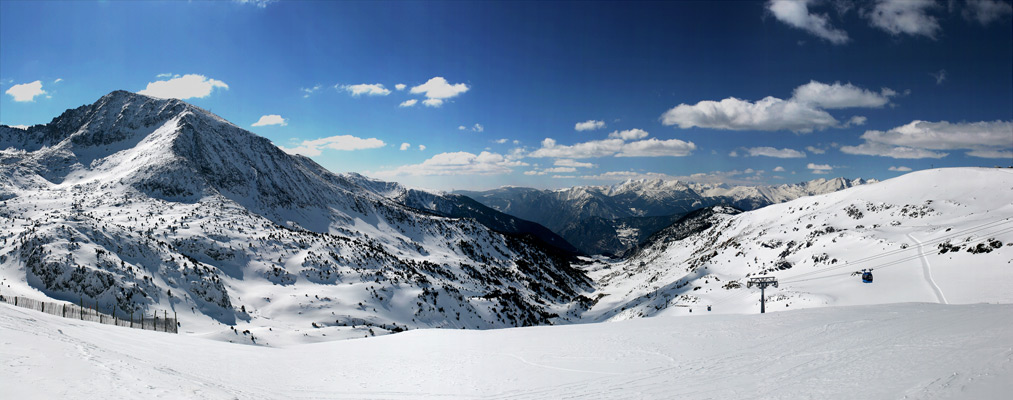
[234,0,276,7]
[530,138,625,158]
[251,114,287,127]
[340,83,391,96]
[139,74,228,99]
[840,142,948,159]
[53,78,63,84]
[156,73,175,79]
[530,132,696,158]
[865,0,941,39]
[767,0,850,44]
[661,80,896,133]
[791,81,895,109]
[400,142,411,151]
[616,138,696,157]
[5,80,47,102]
[846,116,868,126]
[963,0,1013,25]
[805,145,827,154]
[745,146,807,158]
[395,83,407,91]
[7,124,30,130]
[773,166,786,172]
[278,135,385,156]
[470,123,484,132]
[841,120,1013,159]
[544,167,577,173]
[966,149,1013,159]
[458,125,467,131]
[661,96,838,133]
[554,159,594,168]
[301,85,322,98]
[410,77,469,107]
[807,163,834,174]
[418,144,426,151]
[494,138,509,144]
[889,166,912,171]
[524,170,545,176]
[399,99,418,107]
[729,150,740,157]
[607,128,649,140]
[575,120,606,131]
[373,151,527,177]
[930,69,946,85]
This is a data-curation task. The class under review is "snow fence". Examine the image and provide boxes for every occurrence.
[0,293,177,334]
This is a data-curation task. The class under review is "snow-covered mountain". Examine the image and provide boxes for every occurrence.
[581,167,1013,322]
[0,91,589,344]
[456,177,872,255]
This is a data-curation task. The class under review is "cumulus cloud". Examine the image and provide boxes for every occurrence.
[395,83,407,91]
[767,0,850,44]
[807,163,834,174]
[339,83,391,96]
[889,166,912,171]
[841,120,1013,159]
[616,138,696,157]
[791,81,895,109]
[373,151,527,177]
[278,135,385,156]
[805,145,827,154]
[53,78,63,84]
[661,80,896,133]
[139,74,228,99]
[773,166,786,172]
[661,96,839,133]
[846,116,868,126]
[608,128,649,140]
[494,138,509,144]
[865,0,941,39]
[554,159,594,168]
[418,144,426,151]
[5,80,47,102]
[410,77,469,107]
[400,142,411,151]
[963,0,1013,25]
[530,138,625,158]
[399,99,418,107]
[745,146,807,158]
[251,115,287,127]
[575,120,606,131]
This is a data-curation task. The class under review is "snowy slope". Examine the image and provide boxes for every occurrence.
[583,167,1013,321]
[0,91,589,345]
[2,301,1010,399]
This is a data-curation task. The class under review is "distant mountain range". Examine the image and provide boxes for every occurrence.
[456,177,874,255]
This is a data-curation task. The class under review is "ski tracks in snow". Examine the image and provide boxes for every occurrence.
[908,233,948,305]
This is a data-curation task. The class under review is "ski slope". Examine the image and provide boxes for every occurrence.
[2,301,1011,399]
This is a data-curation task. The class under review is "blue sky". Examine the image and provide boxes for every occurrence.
[2,0,1011,191]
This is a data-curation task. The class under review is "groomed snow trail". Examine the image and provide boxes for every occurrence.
[908,232,948,304]
[3,302,1012,399]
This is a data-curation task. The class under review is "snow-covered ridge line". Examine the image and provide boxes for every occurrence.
[0,90,589,345]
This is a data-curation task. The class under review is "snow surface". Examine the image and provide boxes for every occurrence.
[2,301,1010,399]
[583,168,1013,322]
